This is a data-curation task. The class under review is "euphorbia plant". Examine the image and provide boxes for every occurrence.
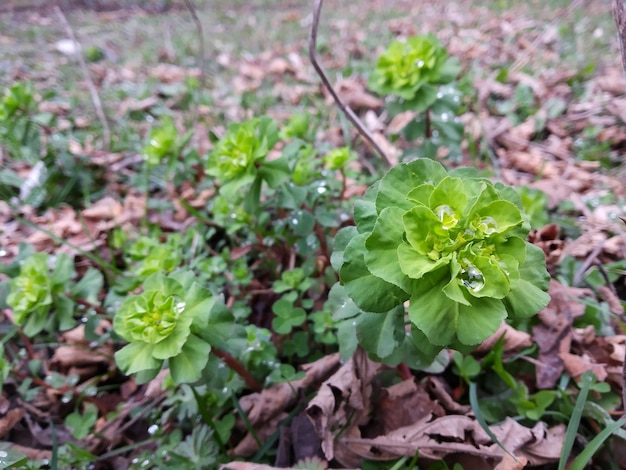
[368,34,464,160]
[334,159,550,357]
[368,34,460,112]
[205,116,289,211]
[113,271,219,384]
[7,252,75,337]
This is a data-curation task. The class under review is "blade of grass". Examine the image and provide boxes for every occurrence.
[569,417,626,470]
[232,394,262,449]
[558,371,594,470]
[469,381,517,462]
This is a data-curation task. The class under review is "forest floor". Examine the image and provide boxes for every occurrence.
[0,0,625,468]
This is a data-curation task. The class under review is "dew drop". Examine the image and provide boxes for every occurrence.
[0,451,7,458]
[461,261,485,293]
[436,91,443,99]
[479,216,498,235]
[415,59,425,68]
[148,424,159,435]
[0,248,6,257]
[435,205,458,230]
[291,218,299,225]
[440,113,449,122]
[316,185,327,194]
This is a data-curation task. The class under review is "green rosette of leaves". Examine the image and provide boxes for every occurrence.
[368,34,460,112]
[206,117,289,210]
[113,272,216,384]
[7,253,75,337]
[336,159,550,350]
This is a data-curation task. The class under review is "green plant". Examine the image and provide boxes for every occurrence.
[367,35,464,160]
[206,116,289,211]
[113,271,218,384]
[368,35,460,110]
[334,159,550,359]
[6,252,75,336]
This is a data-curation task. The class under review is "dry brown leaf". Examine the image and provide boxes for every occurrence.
[220,463,286,470]
[370,133,400,166]
[323,77,383,111]
[559,352,608,381]
[505,148,560,178]
[596,67,626,95]
[597,285,625,315]
[376,380,444,434]
[0,408,24,438]
[495,454,529,470]
[475,321,532,354]
[82,196,123,220]
[337,416,563,466]
[152,63,199,83]
[236,354,340,430]
[425,376,471,414]
[388,111,417,135]
[306,349,382,462]
[533,280,593,388]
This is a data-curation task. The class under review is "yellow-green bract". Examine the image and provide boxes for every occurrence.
[334,159,550,350]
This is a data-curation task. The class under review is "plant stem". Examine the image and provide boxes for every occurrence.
[212,347,262,392]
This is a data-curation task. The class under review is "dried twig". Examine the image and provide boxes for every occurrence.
[609,12,626,411]
[54,6,110,151]
[183,0,206,129]
[308,0,391,167]
[614,0,626,72]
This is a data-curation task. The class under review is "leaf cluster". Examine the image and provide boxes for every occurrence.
[334,159,550,355]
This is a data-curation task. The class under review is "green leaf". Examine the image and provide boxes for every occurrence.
[409,277,506,346]
[356,307,405,358]
[194,296,236,348]
[258,156,290,188]
[53,294,75,331]
[51,253,74,288]
[65,402,98,439]
[72,268,103,303]
[341,233,409,313]
[503,244,550,318]
[115,342,161,376]
[331,226,357,272]
[327,283,361,321]
[183,282,216,329]
[354,182,379,233]
[376,159,448,213]
[169,334,211,384]
[0,442,28,468]
[365,206,417,290]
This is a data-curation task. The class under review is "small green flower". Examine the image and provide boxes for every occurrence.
[113,272,215,384]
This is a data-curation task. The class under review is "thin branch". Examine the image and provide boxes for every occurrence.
[614,0,626,72]
[308,0,391,167]
[54,6,110,150]
[183,0,206,129]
